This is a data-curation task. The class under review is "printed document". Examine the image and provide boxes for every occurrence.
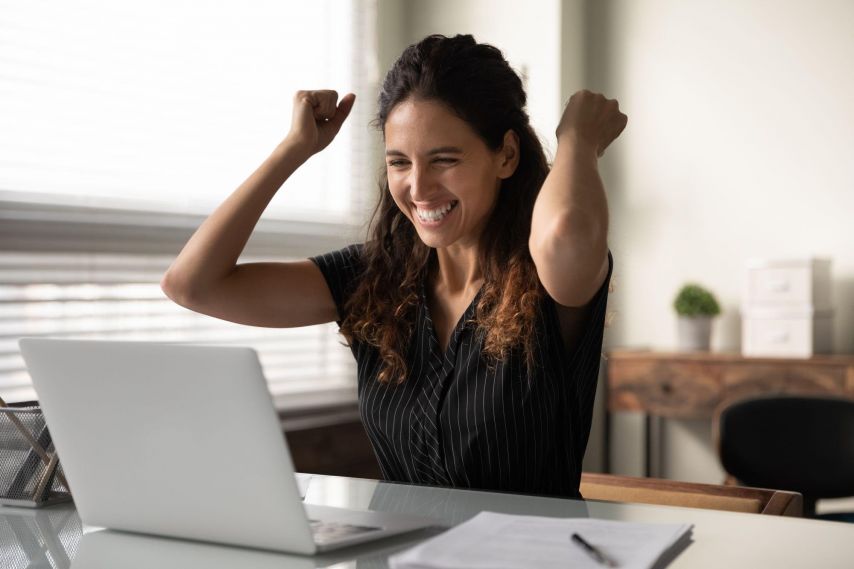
[389,511,692,569]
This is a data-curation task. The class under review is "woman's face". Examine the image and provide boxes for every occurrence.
[384,98,517,250]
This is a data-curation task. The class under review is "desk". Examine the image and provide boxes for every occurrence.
[2,474,853,568]
[605,349,854,476]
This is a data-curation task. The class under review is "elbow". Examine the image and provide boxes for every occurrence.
[160,270,200,308]
[160,270,182,303]
[529,211,609,308]
[530,210,607,264]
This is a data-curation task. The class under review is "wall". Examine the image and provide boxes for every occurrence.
[587,0,854,481]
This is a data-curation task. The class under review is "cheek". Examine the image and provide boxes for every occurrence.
[449,169,496,206]
[387,180,411,213]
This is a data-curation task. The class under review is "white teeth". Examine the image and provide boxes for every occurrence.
[416,201,456,222]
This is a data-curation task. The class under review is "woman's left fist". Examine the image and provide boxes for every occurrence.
[556,90,628,157]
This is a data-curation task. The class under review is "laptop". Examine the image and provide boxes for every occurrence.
[17,338,436,554]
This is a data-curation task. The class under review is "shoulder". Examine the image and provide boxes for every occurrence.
[310,242,365,265]
[308,243,368,321]
[309,243,366,279]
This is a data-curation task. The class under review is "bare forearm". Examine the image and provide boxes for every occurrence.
[162,138,310,302]
[529,90,623,306]
[530,141,609,289]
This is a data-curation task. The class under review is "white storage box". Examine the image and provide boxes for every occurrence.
[744,258,832,310]
[741,306,833,358]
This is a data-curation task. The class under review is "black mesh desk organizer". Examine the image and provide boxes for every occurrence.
[0,402,71,508]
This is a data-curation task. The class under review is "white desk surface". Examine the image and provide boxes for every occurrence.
[2,473,853,569]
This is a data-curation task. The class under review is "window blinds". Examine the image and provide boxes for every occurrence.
[0,250,356,404]
[0,0,380,404]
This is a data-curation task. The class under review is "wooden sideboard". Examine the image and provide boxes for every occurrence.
[605,349,854,475]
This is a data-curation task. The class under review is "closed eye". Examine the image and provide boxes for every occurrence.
[386,157,458,167]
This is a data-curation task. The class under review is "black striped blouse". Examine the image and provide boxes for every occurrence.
[310,245,613,498]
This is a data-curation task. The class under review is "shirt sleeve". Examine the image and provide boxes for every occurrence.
[308,243,365,326]
[568,250,614,460]
[569,250,614,368]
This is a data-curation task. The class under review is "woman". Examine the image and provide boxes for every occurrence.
[161,34,626,498]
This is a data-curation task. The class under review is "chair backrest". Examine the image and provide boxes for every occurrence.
[715,395,854,503]
[580,472,802,516]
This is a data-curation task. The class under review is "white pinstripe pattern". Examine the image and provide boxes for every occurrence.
[310,246,613,498]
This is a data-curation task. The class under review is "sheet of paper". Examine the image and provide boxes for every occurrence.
[389,511,692,569]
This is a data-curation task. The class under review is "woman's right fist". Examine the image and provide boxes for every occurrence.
[555,90,627,158]
[287,90,356,157]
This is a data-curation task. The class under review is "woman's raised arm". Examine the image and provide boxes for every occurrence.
[160,90,355,328]
[529,90,626,308]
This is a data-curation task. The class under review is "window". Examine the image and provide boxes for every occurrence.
[0,0,379,404]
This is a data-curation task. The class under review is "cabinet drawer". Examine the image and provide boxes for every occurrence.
[608,360,722,418]
[723,364,845,401]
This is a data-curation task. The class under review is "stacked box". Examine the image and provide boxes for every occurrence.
[741,258,833,358]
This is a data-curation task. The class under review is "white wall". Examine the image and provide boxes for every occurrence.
[589,0,854,481]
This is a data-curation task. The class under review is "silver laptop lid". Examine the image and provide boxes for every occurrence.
[18,338,316,554]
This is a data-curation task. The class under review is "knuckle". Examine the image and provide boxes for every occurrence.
[295,90,316,106]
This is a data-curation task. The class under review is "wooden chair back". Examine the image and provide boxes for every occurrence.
[580,472,802,516]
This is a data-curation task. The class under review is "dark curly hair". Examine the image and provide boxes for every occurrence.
[339,34,550,384]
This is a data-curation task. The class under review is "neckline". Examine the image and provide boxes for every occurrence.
[420,276,483,364]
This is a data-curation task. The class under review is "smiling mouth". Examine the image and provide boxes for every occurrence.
[415,200,458,223]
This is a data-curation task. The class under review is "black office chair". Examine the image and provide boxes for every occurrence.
[716,394,854,521]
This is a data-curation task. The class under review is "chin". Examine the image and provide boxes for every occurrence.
[414,232,448,250]
[412,225,462,250]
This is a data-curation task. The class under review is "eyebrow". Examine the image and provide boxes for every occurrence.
[385,146,464,157]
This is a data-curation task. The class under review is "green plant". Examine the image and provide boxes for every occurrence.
[673,284,721,317]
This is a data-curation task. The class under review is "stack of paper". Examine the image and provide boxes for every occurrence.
[389,511,693,569]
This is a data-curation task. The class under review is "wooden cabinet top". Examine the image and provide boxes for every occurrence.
[608,349,854,366]
[606,348,854,418]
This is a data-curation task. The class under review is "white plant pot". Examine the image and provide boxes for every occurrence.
[677,316,712,352]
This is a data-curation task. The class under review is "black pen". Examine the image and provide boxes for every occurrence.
[571,532,619,567]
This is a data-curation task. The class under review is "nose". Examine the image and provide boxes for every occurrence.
[408,163,435,202]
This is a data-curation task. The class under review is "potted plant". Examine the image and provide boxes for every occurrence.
[673,283,721,351]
